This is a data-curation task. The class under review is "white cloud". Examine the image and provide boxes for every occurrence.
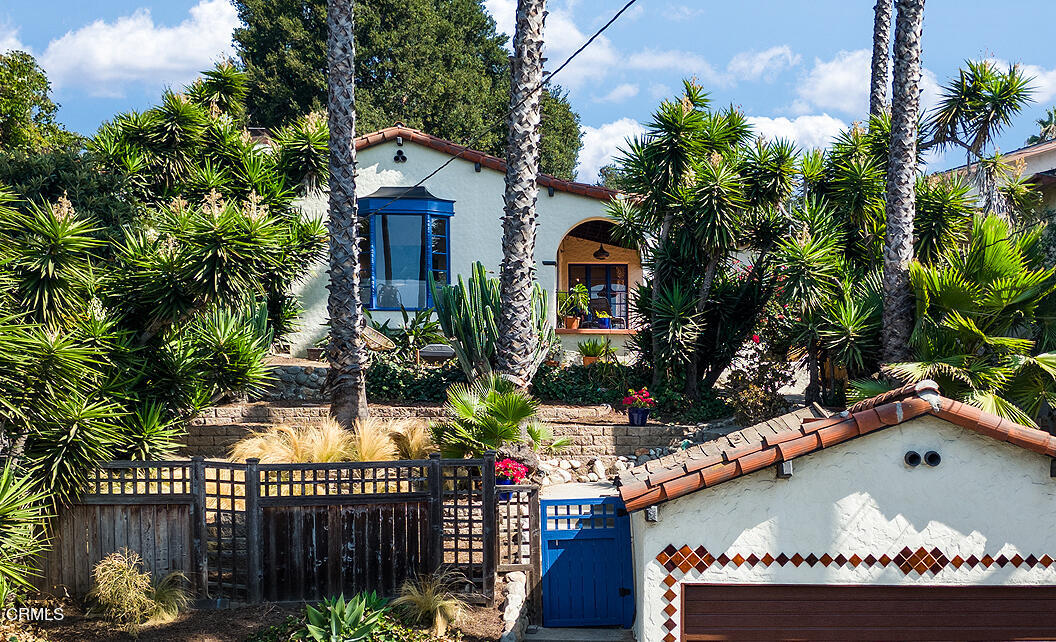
[663,4,707,20]
[483,0,618,89]
[798,48,943,117]
[577,117,644,183]
[596,83,639,103]
[1022,64,1056,103]
[796,49,872,115]
[626,49,727,86]
[0,22,25,54]
[727,46,801,82]
[649,83,673,100]
[746,114,847,151]
[39,0,238,97]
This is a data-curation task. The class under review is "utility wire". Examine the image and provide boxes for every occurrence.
[358,0,639,216]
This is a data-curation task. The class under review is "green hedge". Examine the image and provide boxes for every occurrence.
[365,355,465,402]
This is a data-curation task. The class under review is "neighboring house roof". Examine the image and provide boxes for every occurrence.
[944,138,1056,183]
[354,125,618,201]
[617,380,1056,512]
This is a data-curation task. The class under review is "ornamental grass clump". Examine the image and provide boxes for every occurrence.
[230,420,356,463]
[348,418,398,462]
[391,570,464,637]
[389,420,436,460]
[88,548,189,634]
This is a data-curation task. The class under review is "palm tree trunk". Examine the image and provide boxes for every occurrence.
[881,0,925,363]
[497,0,547,390]
[869,0,892,116]
[326,0,369,424]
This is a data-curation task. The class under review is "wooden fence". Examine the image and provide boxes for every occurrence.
[33,452,528,607]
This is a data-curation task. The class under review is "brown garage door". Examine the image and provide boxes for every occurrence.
[682,583,1056,641]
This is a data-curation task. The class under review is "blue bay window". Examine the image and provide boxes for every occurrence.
[358,186,453,310]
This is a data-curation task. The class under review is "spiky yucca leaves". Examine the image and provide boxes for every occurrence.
[431,375,550,458]
[186,62,249,119]
[851,215,1056,425]
[0,464,50,604]
[0,192,102,326]
[117,401,185,461]
[186,302,274,402]
[273,112,329,195]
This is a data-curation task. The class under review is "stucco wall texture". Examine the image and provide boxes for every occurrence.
[287,140,618,356]
[630,415,1056,642]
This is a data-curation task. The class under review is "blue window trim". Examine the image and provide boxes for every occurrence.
[360,194,454,311]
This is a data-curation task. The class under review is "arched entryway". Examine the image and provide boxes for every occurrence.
[555,219,642,352]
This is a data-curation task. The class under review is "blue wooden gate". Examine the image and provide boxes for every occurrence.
[540,497,634,628]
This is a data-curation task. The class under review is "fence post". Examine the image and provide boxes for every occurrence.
[191,456,208,598]
[528,487,543,624]
[428,453,443,573]
[482,450,496,605]
[244,458,262,603]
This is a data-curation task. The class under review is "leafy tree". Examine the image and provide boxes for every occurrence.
[0,51,77,152]
[232,0,583,179]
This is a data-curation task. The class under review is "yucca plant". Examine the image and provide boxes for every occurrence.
[117,401,185,461]
[0,464,50,604]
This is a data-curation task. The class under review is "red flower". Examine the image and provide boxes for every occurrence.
[752,334,761,344]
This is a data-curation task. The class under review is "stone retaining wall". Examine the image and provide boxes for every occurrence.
[263,364,327,401]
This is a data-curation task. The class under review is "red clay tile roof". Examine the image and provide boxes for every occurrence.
[354,126,618,201]
[617,380,1056,512]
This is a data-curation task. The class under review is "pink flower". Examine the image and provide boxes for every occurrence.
[752,334,761,344]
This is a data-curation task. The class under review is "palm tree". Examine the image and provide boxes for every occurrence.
[869,0,892,116]
[881,0,926,363]
[325,0,369,424]
[496,0,547,390]
[1027,107,1056,145]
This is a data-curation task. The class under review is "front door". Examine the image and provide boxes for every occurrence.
[540,497,634,627]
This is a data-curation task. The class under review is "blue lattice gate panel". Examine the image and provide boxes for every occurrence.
[540,497,634,628]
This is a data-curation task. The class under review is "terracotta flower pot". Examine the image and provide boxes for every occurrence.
[582,356,598,366]
[564,316,581,329]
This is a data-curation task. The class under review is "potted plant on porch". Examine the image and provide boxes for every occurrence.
[623,387,655,426]
[558,284,589,329]
[495,458,528,500]
[578,337,614,366]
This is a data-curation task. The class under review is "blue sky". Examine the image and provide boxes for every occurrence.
[4,1,1056,182]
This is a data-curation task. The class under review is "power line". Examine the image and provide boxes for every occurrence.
[358,0,639,216]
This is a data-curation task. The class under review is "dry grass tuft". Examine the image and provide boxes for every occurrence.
[230,420,356,463]
[389,419,437,460]
[392,569,465,636]
[88,548,190,633]
[349,418,398,462]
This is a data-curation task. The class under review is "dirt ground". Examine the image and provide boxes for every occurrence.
[25,601,504,642]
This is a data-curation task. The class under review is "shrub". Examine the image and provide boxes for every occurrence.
[230,420,355,463]
[117,401,185,461]
[391,571,464,637]
[365,354,465,403]
[723,342,794,425]
[430,375,563,458]
[88,548,189,633]
[531,362,646,405]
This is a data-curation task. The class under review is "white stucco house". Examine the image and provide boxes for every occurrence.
[286,125,641,356]
[617,380,1056,641]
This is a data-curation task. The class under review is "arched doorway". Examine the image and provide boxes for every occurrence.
[555,219,642,352]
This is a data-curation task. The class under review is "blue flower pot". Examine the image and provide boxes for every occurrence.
[497,477,514,500]
[597,317,612,329]
[628,407,650,426]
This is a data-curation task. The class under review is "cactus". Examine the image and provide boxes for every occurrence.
[431,262,555,382]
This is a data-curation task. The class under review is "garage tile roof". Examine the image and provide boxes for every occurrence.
[617,380,1056,512]
[355,125,619,201]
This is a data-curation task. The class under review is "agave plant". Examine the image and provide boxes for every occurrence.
[296,592,388,642]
